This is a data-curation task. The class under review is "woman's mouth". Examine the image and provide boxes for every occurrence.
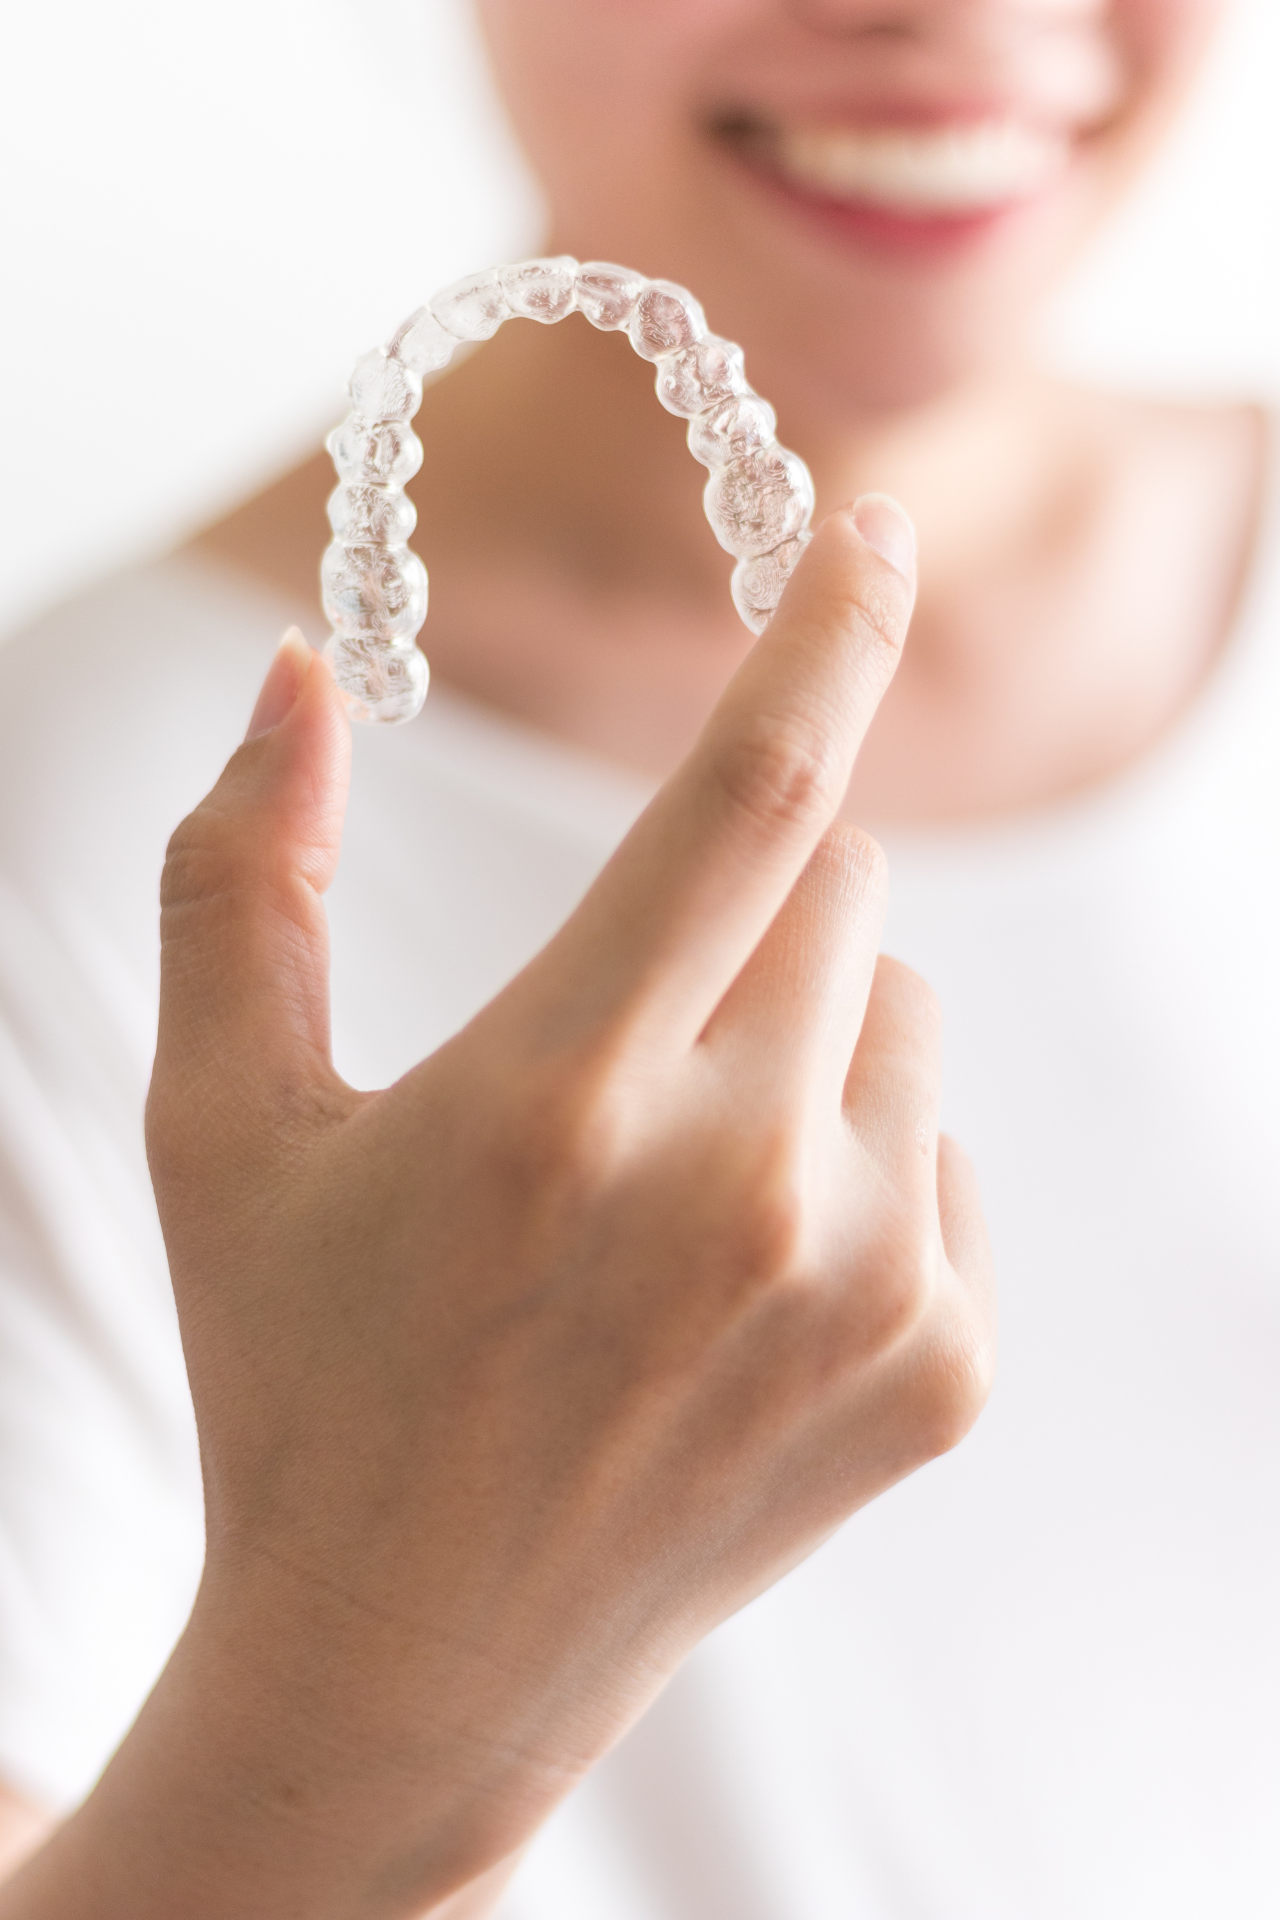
[769,119,1068,212]
[720,116,1076,250]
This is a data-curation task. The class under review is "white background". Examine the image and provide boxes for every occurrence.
[2,0,1279,642]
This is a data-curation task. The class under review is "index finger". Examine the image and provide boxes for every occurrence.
[540,498,916,1049]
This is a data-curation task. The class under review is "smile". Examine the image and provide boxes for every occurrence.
[735,118,1072,221]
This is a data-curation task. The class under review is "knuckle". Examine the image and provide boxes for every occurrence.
[494,1035,634,1204]
[911,1319,996,1458]
[844,578,908,677]
[966,1319,998,1410]
[160,787,315,968]
[143,1079,183,1188]
[159,797,244,919]
[641,1119,812,1299]
[728,1150,807,1288]
[842,823,888,888]
[862,1220,938,1351]
[874,955,942,1041]
[714,712,845,841]
[821,823,888,907]
[144,1068,226,1218]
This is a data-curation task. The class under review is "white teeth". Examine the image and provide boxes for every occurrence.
[769,121,1069,214]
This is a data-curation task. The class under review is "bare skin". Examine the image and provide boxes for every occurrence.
[0,1787,514,1916]
[0,0,1261,1907]
[195,0,1264,823]
[197,324,1264,821]
[0,518,993,1918]
[0,1796,48,1885]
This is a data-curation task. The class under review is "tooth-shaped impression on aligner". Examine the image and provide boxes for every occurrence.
[323,260,816,722]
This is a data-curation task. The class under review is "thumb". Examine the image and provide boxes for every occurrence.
[148,629,353,1178]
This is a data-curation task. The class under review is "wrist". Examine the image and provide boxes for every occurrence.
[0,1575,531,1920]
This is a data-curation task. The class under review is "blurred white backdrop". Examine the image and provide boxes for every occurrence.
[2,0,1278,641]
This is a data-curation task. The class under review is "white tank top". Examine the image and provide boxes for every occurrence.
[0,463,1277,1913]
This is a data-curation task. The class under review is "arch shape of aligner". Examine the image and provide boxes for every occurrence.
[322,258,816,724]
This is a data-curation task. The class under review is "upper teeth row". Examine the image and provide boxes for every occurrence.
[322,259,816,723]
[771,120,1068,212]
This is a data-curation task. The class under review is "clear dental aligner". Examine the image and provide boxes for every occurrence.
[323,258,815,724]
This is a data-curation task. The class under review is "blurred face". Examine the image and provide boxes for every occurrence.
[476,0,1227,421]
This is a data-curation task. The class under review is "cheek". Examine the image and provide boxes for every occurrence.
[1110,0,1230,112]
[472,0,730,183]
[1065,0,1229,228]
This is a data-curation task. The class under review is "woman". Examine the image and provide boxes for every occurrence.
[0,0,1276,1913]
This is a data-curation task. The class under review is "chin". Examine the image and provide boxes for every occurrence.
[776,295,1042,425]
[673,248,1048,434]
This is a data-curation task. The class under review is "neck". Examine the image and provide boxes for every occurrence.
[414,307,1060,610]
[188,300,1260,819]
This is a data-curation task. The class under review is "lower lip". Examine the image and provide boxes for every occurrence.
[726,145,1050,258]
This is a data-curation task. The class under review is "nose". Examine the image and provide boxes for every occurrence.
[778,0,1121,127]
[783,0,1108,35]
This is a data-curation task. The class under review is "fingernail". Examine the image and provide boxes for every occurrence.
[245,627,314,741]
[850,493,916,582]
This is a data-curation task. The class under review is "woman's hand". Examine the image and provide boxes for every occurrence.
[2,502,993,1920]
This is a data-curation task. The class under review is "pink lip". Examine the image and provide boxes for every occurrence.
[722,137,1058,260]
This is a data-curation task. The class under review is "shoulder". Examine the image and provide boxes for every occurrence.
[1065,390,1274,691]
[1069,390,1267,536]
